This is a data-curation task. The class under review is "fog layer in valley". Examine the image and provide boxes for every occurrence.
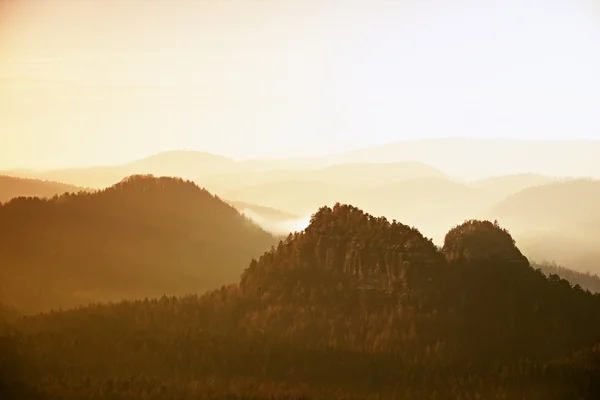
[240,208,311,236]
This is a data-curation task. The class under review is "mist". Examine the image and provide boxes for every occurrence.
[2,0,600,398]
[241,208,311,236]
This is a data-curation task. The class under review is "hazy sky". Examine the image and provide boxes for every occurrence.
[1,0,600,169]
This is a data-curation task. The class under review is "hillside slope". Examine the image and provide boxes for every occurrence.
[315,138,600,179]
[519,226,600,274]
[0,175,276,314]
[4,204,600,399]
[534,261,600,294]
[470,173,559,197]
[483,179,600,232]
[1,151,241,189]
[0,175,83,203]
[225,177,496,240]
[481,179,600,273]
[2,154,448,198]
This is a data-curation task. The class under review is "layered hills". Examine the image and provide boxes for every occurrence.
[315,138,600,179]
[225,176,600,274]
[2,154,447,193]
[534,261,600,294]
[3,204,600,399]
[4,151,599,276]
[0,175,84,203]
[5,151,599,276]
[482,179,600,273]
[471,173,559,197]
[224,175,600,254]
[0,174,276,314]
[483,179,600,232]
[4,139,600,188]
[0,151,241,190]
[223,176,496,241]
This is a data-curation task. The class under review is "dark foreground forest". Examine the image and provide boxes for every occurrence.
[2,203,600,399]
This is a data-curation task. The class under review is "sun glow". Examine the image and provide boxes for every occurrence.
[291,216,312,233]
[1,0,600,170]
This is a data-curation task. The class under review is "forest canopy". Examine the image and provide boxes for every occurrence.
[2,202,600,399]
[0,175,277,314]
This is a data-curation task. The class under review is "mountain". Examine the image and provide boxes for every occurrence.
[518,224,600,274]
[1,151,243,189]
[3,155,566,247]
[312,138,600,179]
[3,164,133,190]
[129,150,236,173]
[0,174,276,314]
[4,204,600,399]
[470,173,559,197]
[481,179,600,273]
[534,261,600,294]
[483,179,600,232]
[225,177,499,242]
[4,138,600,190]
[0,175,84,203]
[290,161,446,188]
[2,153,447,195]
[203,161,445,191]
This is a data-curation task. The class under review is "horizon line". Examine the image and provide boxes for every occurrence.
[3,136,600,171]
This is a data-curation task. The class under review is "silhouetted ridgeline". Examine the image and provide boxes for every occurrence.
[5,157,600,275]
[535,261,600,294]
[0,175,277,314]
[483,179,600,233]
[479,179,600,275]
[2,204,600,399]
[0,175,84,203]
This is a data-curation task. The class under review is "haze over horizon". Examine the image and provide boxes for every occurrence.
[4,2,600,397]
[2,0,600,170]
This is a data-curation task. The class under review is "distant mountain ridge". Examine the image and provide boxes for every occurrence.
[1,151,242,189]
[534,261,600,293]
[1,154,448,191]
[4,138,599,189]
[481,179,600,273]
[4,163,597,277]
[0,175,85,203]
[470,173,560,197]
[307,138,600,179]
[0,174,277,314]
[482,179,600,233]
[3,144,599,278]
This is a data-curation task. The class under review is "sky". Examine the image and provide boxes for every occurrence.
[1,0,600,169]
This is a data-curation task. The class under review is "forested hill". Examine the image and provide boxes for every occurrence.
[4,203,600,399]
[535,261,600,294]
[0,175,83,203]
[0,175,277,314]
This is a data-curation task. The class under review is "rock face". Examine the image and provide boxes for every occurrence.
[6,202,600,400]
[241,203,444,295]
[442,219,529,265]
